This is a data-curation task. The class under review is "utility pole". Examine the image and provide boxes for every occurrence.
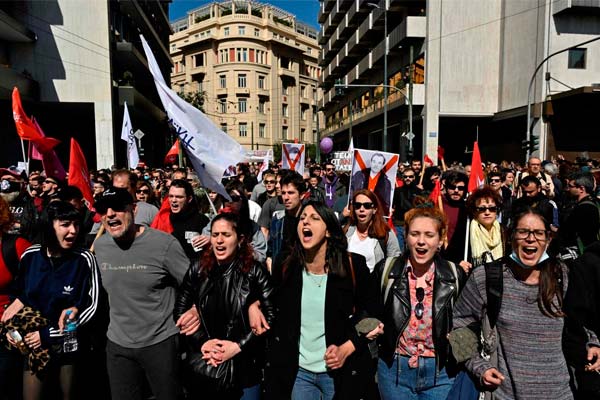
[408,45,414,158]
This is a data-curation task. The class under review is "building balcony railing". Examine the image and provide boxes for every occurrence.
[278,68,297,80]
[554,0,600,15]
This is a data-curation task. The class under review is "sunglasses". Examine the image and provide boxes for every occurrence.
[489,178,501,183]
[95,203,129,215]
[136,189,150,194]
[353,201,374,210]
[402,175,415,179]
[414,287,425,319]
[264,180,276,184]
[446,184,466,191]
[325,167,335,171]
[476,206,498,213]
[44,180,57,184]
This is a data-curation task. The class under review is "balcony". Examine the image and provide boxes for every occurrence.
[278,67,297,80]
[389,16,426,47]
[0,65,39,100]
[0,8,36,42]
[118,85,166,122]
[554,0,600,15]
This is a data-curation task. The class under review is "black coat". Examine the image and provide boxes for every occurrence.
[174,258,275,391]
[372,254,465,374]
[264,252,377,400]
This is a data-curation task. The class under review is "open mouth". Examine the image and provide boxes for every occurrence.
[415,248,428,256]
[522,246,537,255]
[107,220,122,228]
[301,228,313,241]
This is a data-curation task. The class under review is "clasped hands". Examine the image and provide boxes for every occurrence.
[201,339,241,367]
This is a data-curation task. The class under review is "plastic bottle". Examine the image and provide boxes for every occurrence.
[63,310,78,353]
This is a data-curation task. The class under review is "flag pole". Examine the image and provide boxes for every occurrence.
[464,217,471,261]
[20,138,29,174]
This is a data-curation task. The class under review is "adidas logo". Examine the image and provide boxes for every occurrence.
[62,285,74,295]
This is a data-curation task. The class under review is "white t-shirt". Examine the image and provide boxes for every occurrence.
[348,231,378,272]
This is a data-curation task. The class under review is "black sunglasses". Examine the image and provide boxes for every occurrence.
[402,175,415,179]
[476,206,498,213]
[489,178,501,183]
[353,201,374,210]
[264,180,276,184]
[414,287,425,319]
[136,189,150,194]
[44,180,57,184]
[446,184,466,191]
[95,203,129,215]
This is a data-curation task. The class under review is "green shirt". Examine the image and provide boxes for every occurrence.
[299,269,328,372]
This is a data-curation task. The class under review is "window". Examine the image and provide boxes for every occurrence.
[282,104,288,117]
[236,48,247,62]
[219,99,226,113]
[194,53,204,67]
[239,123,248,137]
[223,27,230,36]
[258,99,265,114]
[282,126,288,140]
[238,98,247,112]
[313,106,317,123]
[238,74,247,88]
[568,48,586,69]
[258,75,265,89]
[220,123,227,133]
[280,56,290,69]
[219,75,226,88]
[254,28,260,37]
[301,108,306,120]
[220,49,229,63]
[239,25,245,35]
[301,128,306,141]
[259,124,266,138]
[301,85,306,97]
[282,84,288,95]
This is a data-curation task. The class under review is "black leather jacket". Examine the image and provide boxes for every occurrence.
[174,258,275,387]
[374,254,465,372]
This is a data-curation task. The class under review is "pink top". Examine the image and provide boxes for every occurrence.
[396,261,436,368]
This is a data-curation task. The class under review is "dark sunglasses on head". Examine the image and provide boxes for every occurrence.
[136,189,150,194]
[476,206,498,213]
[446,184,465,191]
[414,287,425,319]
[353,201,374,210]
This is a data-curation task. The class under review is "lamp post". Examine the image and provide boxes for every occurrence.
[367,1,388,151]
[525,35,600,161]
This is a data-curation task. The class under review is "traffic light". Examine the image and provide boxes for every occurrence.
[521,139,530,150]
[531,135,539,152]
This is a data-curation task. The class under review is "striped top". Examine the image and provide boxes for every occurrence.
[453,261,573,400]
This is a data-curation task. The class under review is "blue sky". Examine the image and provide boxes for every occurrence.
[169,0,320,28]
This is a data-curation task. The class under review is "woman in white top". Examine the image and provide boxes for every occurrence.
[344,189,401,272]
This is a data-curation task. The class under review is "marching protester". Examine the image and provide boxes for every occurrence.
[174,213,274,399]
[135,180,159,208]
[2,201,100,400]
[452,207,583,400]
[319,162,347,209]
[439,170,469,264]
[488,171,513,226]
[265,201,381,400]
[344,189,401,272]
[375,201,465,400]
[111,169,158,227]
[0,167,39,242]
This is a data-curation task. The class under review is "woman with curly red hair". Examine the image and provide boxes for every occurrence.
[344,189,401,272]
[174,213,275,400]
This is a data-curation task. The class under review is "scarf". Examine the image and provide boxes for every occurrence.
[470,219,503,266]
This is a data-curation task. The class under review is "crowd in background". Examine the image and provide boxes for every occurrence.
[1,152,600,400]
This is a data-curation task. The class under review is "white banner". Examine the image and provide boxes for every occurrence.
[281,143,305,175]
[120,102,139,169]
[140,35,244,199]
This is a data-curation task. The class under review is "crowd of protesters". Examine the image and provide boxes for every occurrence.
[1,153,600,400]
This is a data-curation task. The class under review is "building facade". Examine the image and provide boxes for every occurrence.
[169,0,321,151]
[320,0,600,163]
[0,0,173,169]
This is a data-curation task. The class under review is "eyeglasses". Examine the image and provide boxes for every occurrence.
[325,167,335,171]
[136,189,150,194]
[489,178,501,183]
[402,175,415,179]
[353,201,374,210]
[414,287,425,319]
[95,203,129,215]
[446,184,466,191]
[264,180,276,184]
[476,206,498,213]
[514,228,548,241]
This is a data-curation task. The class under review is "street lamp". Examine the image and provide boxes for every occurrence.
[367,1,388,151]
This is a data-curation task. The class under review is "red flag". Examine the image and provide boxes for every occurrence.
[429,179,441,207]
[424,154,434,166]
[12,87,60,153]
[151,197,173,233]
[437,145,445,161]
[68,138,94,208]
[164,140,179,165]
[468,141,485,193]
[32,118,67,181]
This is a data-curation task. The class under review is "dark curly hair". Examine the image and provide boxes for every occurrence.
[197,213,254,278]
[283,201,350,279]
[465,185,502,219]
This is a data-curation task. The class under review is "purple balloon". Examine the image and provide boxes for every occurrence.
[320,137,333,154]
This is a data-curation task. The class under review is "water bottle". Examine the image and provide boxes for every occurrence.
[63,310,78,353]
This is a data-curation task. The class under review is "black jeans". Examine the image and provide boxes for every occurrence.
[106,335,180,400]
[0,346,22,400]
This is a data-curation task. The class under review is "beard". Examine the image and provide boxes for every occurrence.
[0,191,20,203]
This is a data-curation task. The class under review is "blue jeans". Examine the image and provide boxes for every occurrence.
[292,367,335,400]
[240,384,260,400]
[395,226,405,252]
[378,355,454,400]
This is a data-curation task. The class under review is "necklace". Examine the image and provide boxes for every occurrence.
[306,271,326,287]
